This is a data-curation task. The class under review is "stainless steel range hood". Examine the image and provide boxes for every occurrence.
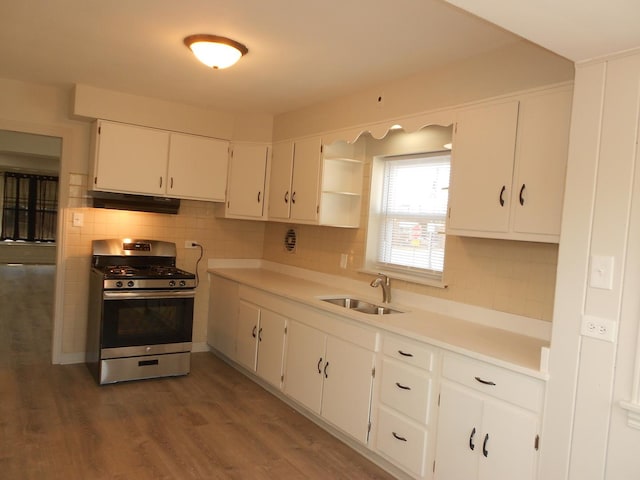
[90,191,180,214]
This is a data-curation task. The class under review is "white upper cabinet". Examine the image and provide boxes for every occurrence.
[268,141,295,220]
[268,137,322,224]
[447,85,572,243]
[91,120,169,196]
[223,143,269,219]
[447,100,519,235]
[269,136,363,227]
[91,119,229,202]
[290,137,323,222]
[510,88,573,237]
[167,132,228,202]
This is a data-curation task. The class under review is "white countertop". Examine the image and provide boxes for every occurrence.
[208,265,550,379]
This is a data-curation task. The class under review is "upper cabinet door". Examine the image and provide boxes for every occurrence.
[269,141,294,220]
[167,133,229,202]
[290,136,322,223]
[510,88,572,237]
[92,120,169,195]
[447,101,520,234]
[225,143,269,219]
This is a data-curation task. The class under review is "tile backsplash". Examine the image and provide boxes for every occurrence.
[262,222,557,322]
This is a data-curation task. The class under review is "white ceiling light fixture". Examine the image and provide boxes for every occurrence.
[183,34,248,69]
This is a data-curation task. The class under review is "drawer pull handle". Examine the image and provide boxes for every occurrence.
[324,361,329,378]
[397,350,414,358]
[474,376,496,386]
[138,359,158,367]
[395,382,411,391]
[252,326,257,338]
[483,433,489,457]
[519,183,526,206]
[317,357,323,374]
[258,327,263,342]
[392,432,407,442]
[284,191,289,204]
[499,185,506,206]
[469,427,476,451]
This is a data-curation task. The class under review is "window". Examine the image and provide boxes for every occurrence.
[365,151,450,284]
[1,172,58,242]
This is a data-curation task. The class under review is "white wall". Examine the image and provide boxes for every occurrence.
[274,41,574,140]
[539,49,640,479]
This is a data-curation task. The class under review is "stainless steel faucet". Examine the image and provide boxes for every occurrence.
[370,273,391,304]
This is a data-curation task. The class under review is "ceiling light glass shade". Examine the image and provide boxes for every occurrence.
[184,34,248,69]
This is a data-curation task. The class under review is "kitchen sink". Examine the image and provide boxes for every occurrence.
[321,296,402,315]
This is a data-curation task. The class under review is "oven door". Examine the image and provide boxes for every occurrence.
[101,289,194,358]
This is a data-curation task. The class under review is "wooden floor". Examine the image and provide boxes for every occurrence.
[0,265,394,480]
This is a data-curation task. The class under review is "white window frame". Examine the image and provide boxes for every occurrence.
[364,150,450,287]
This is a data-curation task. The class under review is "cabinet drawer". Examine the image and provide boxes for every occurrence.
[376,406,428,478]
[380,358,432,425]
[383,335,434,371]
[442,353,544,412]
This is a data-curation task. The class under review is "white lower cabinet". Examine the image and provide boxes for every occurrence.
[207,276,546,480]
[235,300,287,389]
[434,353,542,480]
[283,320,376,444]
[207,275,239,361]
[374,334,439,478]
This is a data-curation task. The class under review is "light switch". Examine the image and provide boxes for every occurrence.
[589,255,614,290]
[72,212,84,227]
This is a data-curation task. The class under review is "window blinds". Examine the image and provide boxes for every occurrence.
[376,153,450,280]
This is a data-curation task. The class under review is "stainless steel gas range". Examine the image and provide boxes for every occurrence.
[86,239,196,385]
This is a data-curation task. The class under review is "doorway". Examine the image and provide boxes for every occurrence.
[0,130,61,365]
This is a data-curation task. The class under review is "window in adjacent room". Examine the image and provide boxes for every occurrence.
[1,172,59,242]
[365,150,451,286]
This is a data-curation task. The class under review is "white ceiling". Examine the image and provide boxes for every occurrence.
[0,0,528,115]
[442,0,640,63]
[1,1,636,116]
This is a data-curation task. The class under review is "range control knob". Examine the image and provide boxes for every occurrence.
[179,280,186,287]
[127,280,135,288]
[115,281,123,288]
[169,280,176,287]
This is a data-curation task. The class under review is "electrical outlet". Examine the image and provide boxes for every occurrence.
[184,240,198,249]
[581,315,617,342]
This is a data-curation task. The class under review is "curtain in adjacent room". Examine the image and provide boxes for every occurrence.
[1,172,58,242]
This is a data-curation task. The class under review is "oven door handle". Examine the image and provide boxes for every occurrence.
[103,290,195,300]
